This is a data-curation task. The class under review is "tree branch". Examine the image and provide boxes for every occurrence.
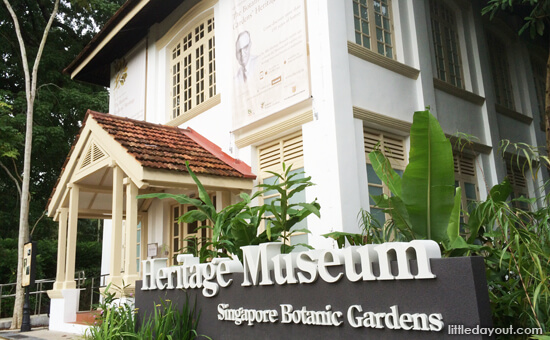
[31,0,60,98]
[30,210,46,236]
[11,158,22,183]
[0,160,22,197]
[2,0,31,98]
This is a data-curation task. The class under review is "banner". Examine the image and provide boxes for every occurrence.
[232,0,310,129]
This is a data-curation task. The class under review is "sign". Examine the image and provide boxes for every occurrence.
[22,242,36,287]
[135,241,493,339]
[147,243,158,258]
[232,0,310,129]
[141,241,440,297]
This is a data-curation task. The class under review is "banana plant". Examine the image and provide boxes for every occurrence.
[325,109,463,247]
[365,109,460,245]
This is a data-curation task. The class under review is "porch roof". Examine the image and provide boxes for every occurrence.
[47,110,255,220]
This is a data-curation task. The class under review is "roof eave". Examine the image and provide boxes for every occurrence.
[65,0,186,86]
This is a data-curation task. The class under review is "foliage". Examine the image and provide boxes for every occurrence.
[401,109,458,241]
[85,284,206,339]
[473,194,550,334]
[139,162,320,262]
[258,163,320,253]
[84,283,136,340]
[137,297,206,340]
[323,109,550,335]
[328,109,462,246]
[482,0,550,38]
[324,209,411,248]
[499,139,550,181]
[0,1,122,324]
[0,0,123,239]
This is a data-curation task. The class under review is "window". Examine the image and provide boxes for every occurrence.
[352,0,395,59]
[487,33,515,110]
[170,15,216,119]
[171,204,212,265]
[453,152,479,226]
[258,132,306,247]
[364,128,406,224]
[429,0,464,88]
[506,159,529,210]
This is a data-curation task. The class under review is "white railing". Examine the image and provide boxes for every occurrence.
[0,271,109,317]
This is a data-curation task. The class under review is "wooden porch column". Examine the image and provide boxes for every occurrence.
[108,165,124,287]
[63,185,79,289]
[123,179,139,285]
[53,208,68,290]
[216,190,231,211]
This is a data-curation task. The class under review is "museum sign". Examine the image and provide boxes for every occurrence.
[135,241,493,339]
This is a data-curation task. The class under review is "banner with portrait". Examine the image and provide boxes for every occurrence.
[232,0,310,129]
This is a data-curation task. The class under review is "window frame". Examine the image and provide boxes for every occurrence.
[352,0,396,59]
[168,14,216,121]
[487,32,515,110]
[170,202,212,265]
[429,0,465,89]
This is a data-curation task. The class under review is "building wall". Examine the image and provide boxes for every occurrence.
[107,0,547,250]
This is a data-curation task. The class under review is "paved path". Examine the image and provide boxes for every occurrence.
[0,328,82,340]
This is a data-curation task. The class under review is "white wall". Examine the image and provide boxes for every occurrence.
[103,0,547,249]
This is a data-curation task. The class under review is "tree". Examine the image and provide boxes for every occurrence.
[2,0,60,329]
[0,0,124,328]
[482,0,550,164]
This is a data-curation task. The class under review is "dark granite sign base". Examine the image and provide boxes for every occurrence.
[135,256,492,339]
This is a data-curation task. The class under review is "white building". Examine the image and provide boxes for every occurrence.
[47,0,547,332]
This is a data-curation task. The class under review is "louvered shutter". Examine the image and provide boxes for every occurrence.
[258,132,304,176]
[364,128,406,168]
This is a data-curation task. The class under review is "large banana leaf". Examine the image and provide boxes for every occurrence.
[447,186,462,244]
[401,110,455,242]
[368,150,403,197]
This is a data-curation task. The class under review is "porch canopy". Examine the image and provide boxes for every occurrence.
[46,110,255,296]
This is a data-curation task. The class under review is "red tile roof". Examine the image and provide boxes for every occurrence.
[88,110,255,179]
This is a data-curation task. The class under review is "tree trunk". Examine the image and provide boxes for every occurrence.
[2,0,60,329]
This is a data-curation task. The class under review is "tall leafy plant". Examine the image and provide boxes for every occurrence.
[136,297,205,340]
[138,162,320,262]
[368,109,462,245]
[258,164,320,253]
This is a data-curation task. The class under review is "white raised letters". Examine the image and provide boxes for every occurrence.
[141,240,441,297]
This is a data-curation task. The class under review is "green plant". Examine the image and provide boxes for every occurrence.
[136,296,207,340]
[257,163,320,253]
[323,108,550,336]
[466,188,550,334]
[85,283,209,339]
[84,283,136,340]
[499,139,550,182]
[324,209,412,248]
[139,162,320,262]
[324,109,463,248]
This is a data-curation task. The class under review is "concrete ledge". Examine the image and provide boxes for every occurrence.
[0,314,49,330]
